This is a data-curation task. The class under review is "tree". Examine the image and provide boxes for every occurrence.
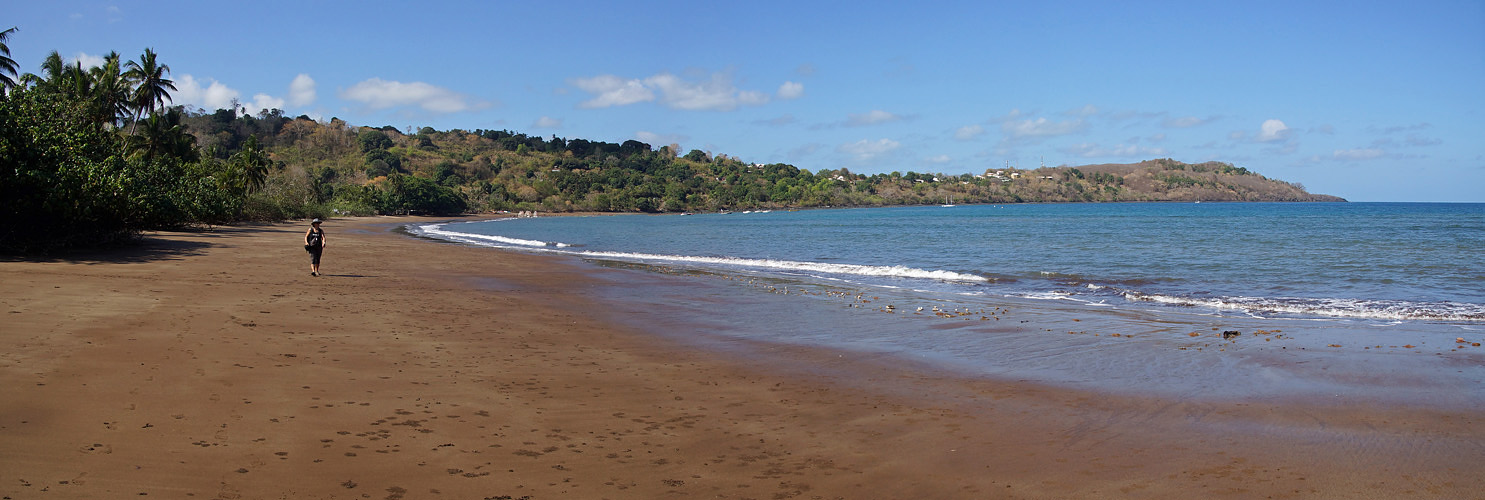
[125,106,198,163]
[620,139,651,157]
[683,149,710,162]
[357,129,393,152]
[124,48,175,134]
[88,52,131,128]
[19,51,65,90]
[381,172,466,215]
[0,86,189,250]
[229,135,272,194]
[0,27,17,95]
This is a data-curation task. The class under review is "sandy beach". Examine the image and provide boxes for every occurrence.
[2,216,1481,500]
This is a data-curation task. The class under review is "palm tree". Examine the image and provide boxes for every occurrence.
[19,50,66,90]
[0,26,18,94]
[126,107,198,162]
[230,135,271,194]
[64,59,93,97]
[124,48,175,134]
[89,51,131,128]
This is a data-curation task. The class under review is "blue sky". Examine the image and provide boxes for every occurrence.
[7,0,1483,201]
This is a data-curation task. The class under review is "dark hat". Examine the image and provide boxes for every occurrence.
[311,218,322,224]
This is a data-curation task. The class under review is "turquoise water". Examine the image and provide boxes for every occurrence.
[422,202,1484,323]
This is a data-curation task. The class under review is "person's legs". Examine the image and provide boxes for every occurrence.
[310,250,321,276]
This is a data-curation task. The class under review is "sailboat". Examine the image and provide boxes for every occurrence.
[941,195,955,207]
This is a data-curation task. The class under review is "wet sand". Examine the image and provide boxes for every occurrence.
[1,216,1481,499]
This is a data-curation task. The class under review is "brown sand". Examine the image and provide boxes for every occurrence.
[1,217,1480,499]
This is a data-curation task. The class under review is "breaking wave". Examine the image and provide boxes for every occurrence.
[1123,291,1485,322]
[417,224,986,283]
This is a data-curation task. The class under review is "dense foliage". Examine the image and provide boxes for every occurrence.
[0,29,1339,252]
[232,124,1337,214]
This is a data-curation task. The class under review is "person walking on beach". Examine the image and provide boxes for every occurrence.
[305,218,326,276]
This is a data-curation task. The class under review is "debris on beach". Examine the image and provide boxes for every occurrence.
[1222,330,1241,339]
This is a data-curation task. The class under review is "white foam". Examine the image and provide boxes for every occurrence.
[420,224,986,283]
[421,224,571,248]
[1124,291,1485,322]
[581,250,988,282]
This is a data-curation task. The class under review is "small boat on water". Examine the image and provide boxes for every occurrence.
[941,195,955,207]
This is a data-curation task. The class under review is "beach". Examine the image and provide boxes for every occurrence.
[2,216,1481,499]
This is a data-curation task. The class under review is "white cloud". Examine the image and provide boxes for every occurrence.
[173,74,241,111]
[572,74,655,108]
[837,138,900,163]
[645,73,768,111]
[1403,134,1441,147]
[1374,134,1443,149]
[288,74,316,107]
[845,110,903,127]
[1374,122,1431,134]
[174,74,316,115]
[1065,104,1100,117]
[1162,116,1211,128]
[1257,119,1290,142]
[925,154,952,164]
[70,52,106,69]
[1061,142,1168,158]
[244,94,285,115]
[532,116,562,129]
[341,78,481,113]
[777,81,804,99]
[1333,148,1386,160]
[954,124,985,141]
[635,130,688,146]
[572,71,779,111]
[1002,116,1086,138]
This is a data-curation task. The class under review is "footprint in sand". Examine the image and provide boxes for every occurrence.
[78,443,112,454]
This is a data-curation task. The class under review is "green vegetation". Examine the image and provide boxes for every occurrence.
[0,29,1341,252]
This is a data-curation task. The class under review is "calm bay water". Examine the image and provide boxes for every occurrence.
[413,202,1485,404]
[421,202,1485,323]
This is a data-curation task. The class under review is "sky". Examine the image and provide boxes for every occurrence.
[6,0,1483,201]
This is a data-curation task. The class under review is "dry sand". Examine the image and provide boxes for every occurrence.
[1,216,1480,499]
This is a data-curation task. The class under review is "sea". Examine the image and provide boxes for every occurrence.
[411,202,1485,406]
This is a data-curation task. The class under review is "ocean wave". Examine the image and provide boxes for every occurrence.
[419,224,572,248]
[580,250,988,282]
[420,225,986,283]
[1123,291,1485,322]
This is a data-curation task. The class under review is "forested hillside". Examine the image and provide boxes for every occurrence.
[0,31,1340,252]
[172,110,1343,214]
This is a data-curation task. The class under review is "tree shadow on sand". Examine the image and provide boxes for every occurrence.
[0,229,229,265]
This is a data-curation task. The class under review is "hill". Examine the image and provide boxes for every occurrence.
[173,111,1343,217]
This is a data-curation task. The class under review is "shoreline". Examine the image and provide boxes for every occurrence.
[420,212,1485,410]
[2,216,1481,498]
